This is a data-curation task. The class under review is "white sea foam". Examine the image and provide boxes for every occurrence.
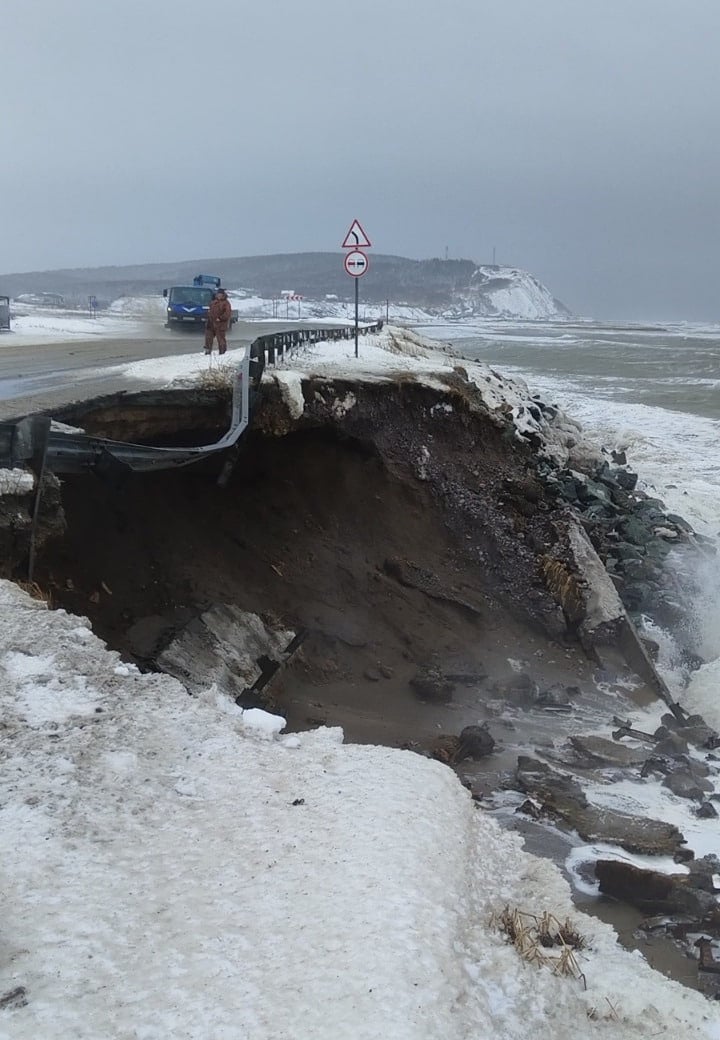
[682,659,720,730]
[491,366,720,540]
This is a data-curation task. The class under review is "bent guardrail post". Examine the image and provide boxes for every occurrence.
[26,416,51,583]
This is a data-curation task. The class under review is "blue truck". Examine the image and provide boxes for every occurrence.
[162,275,238,328]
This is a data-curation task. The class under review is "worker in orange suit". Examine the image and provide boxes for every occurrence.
[204,288,232,355]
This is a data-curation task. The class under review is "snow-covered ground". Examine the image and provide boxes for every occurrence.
[2,304,152,346]
[2,324,720,1036]
[1,580,718,1040]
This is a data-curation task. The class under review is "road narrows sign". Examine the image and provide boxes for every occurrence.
[341,219,372,249]
[343,250,369,277]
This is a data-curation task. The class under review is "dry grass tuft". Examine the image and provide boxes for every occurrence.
[490,906,587,988]
[15,581,53,607]
[197,362,236,395]
[587,998,620,1022]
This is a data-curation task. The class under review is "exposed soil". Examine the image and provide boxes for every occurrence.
[34,423,594,757]
[28,376,667,795]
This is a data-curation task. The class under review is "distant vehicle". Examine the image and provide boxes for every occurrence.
[0,296,10,331]
[162,274,238,328]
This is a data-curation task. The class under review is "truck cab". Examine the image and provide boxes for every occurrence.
[162,275,237,328]
[0,296,10,332]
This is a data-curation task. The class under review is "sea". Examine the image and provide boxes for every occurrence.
[416,317,720,987]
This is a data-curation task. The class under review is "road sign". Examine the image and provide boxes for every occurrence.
[342,219,372,249]
[344,250,369,277]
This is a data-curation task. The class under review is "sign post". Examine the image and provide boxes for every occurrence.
[341,220,372,357]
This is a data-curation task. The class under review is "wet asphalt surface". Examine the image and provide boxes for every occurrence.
[0,320,308,420]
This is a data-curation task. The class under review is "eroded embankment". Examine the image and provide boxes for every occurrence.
[5,370,720,994]
[6,372,709,759]
[29,377,597,745]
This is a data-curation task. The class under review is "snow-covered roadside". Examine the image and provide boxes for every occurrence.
[1,579,717,1040]
[2,306,150,347]
[114,326,588,469]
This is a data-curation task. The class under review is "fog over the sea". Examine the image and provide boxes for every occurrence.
[2,0,719,321]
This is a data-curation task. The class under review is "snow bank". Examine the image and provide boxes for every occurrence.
[0,579,717,1039]
[0,468,34,495]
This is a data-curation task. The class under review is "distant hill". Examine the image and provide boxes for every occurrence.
[0,253,570,319]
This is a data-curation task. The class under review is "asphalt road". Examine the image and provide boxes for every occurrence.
[0,320,306,420]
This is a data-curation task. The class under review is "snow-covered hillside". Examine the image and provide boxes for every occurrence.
[106,263,567,325]
[449,265,566,320]
[2,260,567,345]
[4,254,568,324]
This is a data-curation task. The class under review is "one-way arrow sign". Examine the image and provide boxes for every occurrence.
[341,219,372,249]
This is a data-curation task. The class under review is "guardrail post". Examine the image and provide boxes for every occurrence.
[26,416,51,583]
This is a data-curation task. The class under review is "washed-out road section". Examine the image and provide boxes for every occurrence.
[0,320,309,420]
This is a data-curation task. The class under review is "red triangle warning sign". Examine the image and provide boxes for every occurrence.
[341,219,372,249]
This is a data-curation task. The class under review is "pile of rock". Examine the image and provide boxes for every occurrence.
[537,453,712,635]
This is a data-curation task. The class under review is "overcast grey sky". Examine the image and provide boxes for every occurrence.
[2,0,719,319]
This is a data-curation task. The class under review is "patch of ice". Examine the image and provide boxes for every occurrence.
[566,843,689,898]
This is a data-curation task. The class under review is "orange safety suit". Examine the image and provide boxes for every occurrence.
[204,294,233,354]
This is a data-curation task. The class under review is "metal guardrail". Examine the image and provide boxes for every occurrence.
[249,321,383,382]
[0,321,385,476]
[25,354,251,475]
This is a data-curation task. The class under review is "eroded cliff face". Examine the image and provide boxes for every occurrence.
[28,384,571,657]
[253,367,696,676]
[4,371,605,755]
[4,359,701,693]
[0,471,65,580]
[253,372,576,640]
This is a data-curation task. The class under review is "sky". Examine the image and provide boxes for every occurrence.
[2,0,720,321]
